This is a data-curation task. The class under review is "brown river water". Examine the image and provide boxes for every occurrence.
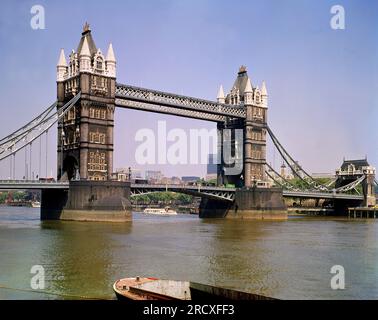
[0,207,377,299]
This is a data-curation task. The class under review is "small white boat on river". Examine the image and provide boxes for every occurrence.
[143,207,177,215]
[31,201,41,208]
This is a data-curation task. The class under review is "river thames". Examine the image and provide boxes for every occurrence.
[0,207,377,300]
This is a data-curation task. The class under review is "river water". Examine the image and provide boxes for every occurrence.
[0,207,377,300]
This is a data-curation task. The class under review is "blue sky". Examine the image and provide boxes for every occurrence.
[0,0,377,178]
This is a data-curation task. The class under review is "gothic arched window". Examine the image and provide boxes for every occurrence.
[96,57,103,72]
[255,92,261,103]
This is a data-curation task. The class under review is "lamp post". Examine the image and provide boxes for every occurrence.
[60,129,65,180]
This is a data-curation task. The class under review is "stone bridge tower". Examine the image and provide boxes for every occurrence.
[217,66,268,187]
[201,67,286,219]
[56,23,116,181]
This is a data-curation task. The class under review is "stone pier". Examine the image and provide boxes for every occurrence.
[199,198,233,218]
[229,187,287,220]
[199,187,287,220]
[41,180,131,222]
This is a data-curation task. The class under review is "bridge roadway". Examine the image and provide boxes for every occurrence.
[0,181,366,202]
[130,184,365,201]
[130,184,236,201]
[0,180,70,190]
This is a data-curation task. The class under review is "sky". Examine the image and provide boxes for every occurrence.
[0,0,377,179]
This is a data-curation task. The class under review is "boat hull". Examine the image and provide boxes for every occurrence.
[113,277,276,300]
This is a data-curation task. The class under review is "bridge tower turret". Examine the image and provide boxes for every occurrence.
[216,85,225,104]
[363,166,376,207]
[106,43,116,78]
[261,80,268,109]
[243,76,254,187]
[57,49,68,82]
[57,23,116,181]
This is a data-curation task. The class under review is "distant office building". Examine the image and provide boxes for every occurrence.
[161,176,182,185]
[182,176,200,183]
[207,154,218,175]
[145,170,164,181]
[114,167,143,181]
[170,176,182,185]
[114,168,128,181]
[205,173,217,181]
[311,173,335,179]
[130,168,142,179]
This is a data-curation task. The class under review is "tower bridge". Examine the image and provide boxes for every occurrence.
[0,24,375,221]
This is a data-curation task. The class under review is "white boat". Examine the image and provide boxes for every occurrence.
[31,201,41,208]
[143,207,177,215]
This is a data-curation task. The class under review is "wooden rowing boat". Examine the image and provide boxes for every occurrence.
[113,277,276,300]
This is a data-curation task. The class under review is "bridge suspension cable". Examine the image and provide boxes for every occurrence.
[265,162,300,191]
[266,126,330,192]
[0,101,57,146]
[39,135,42,179]
[334,175,366,193]
[265,170,291,190]
[0,93,81,162]
[45,130,48,178]
[325,178,337,188]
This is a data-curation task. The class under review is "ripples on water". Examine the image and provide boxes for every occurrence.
[0,207,377,299]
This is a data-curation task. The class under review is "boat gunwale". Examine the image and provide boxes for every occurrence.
[113,278,185,301]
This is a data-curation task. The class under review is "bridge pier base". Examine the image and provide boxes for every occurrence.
[199,198,232,218]
[229,187,287,220]
[41,181,132,222]
[41,189,69,220]
[199,187,287,220]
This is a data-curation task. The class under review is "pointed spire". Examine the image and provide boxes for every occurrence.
[83,22,90,33]
[57,48,67,67]
[244,78,253,93]
[238,65,247,74]
[261,81,268,96]
[80,37,91,57]
[106,43,116,62]
[217,85,225,103]
[217,85,225,99]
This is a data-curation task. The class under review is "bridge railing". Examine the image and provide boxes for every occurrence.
[130,183,236,191]
[0,180,66,184]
